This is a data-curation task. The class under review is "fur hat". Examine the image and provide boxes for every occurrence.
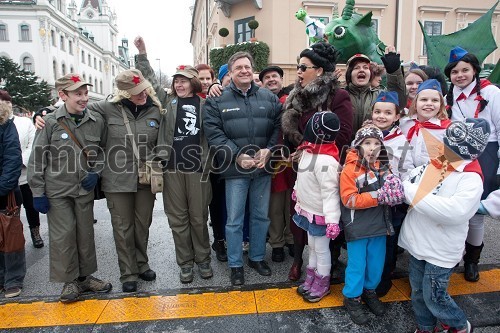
[115,69,151,95]
[218,64,229,82]
[353,122,384,147]
[303,111,340,143]
[444,118,490,161]
[55,73,92,92]
[416,78,442,95]
[173,65,198,79]
[299,41,338,72]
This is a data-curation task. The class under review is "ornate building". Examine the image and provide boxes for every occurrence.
[0,0,130,101]
[190,0,499,85]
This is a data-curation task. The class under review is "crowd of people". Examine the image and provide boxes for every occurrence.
[0,37,498,333]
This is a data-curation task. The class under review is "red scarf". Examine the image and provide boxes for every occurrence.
[297,141,339,160]
[406,98,413,109]
[450,79,491,118]
[384,127,403,141]
[197,92,207,99]
[430,158,484,181]
[406,119,451,141]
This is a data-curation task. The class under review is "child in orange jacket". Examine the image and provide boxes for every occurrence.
[340,123,404,325]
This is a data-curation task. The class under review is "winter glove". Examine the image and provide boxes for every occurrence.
[326,223,341,239]
[33,195,50,214]
[477,202,489,215]
[377,174,405,206]
[381,52,401,74]
[81,172,99,191]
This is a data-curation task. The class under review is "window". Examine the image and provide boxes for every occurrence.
[89,76,93,91]
[53,60,58,79]
[68,40,73,54]
[88,54,91,65]
[57,0,62,12]
[81,50,85,63]
[23,56,33,72]
[112,65,115,76]
[94,78,98,92]
[0,24,8,41]
[99,60,102,71]
[234,16,254,43]
[423,21,442,55]
[94,57,97,69]
[70,65,74,73]
[20,24,30,41]
[51,30,56,46]
[61,63,66,75]
[371,19,379,37]
[60,35,65,51]
[100,80,103,94]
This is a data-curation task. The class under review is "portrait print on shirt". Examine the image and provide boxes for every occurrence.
[177,104,200,137]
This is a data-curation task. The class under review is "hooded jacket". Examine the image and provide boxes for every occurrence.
[0,105,21,198]
[340,150,393,242]
[281,73,353,152]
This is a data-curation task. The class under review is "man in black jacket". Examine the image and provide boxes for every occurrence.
[203,52,282,286]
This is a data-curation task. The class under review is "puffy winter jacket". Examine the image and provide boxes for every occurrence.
[203,81,282,179]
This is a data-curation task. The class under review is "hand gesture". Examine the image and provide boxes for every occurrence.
[236,154,256,169]
[254,148,271,168]
[134,36,147,54]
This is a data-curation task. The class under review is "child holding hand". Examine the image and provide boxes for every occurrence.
[293,111,342,303]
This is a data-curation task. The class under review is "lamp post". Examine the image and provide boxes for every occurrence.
[156,58,161,87]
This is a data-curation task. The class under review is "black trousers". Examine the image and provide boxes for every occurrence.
[20,184,40,229]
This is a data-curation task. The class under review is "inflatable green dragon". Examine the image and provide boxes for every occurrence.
[296,0,499,82]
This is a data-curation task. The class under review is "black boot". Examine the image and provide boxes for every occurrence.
[463,242,483,282]
[212,240,227,262]
[30,226,44,248]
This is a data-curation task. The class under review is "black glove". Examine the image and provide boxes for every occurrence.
[381,52,401,74]
[81,172,99,191]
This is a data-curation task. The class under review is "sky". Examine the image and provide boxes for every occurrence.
[113,0,194,76]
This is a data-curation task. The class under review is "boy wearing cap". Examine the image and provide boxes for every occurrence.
[345,47,406,134]
[399,118,490,333]
[27,73,111,303]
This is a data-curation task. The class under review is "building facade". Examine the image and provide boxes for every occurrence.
[190,0,499,85]
[0,0,130,102]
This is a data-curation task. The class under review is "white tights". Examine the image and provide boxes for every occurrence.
[466,214,484,246]
[307,233,331,277]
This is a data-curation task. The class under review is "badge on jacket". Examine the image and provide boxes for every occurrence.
[149,121,157,127]
[61,133,69,139]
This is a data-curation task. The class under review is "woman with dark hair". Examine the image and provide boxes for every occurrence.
[444,46,500,283]
[281,41,353,281]
[135,36,213,285]
[195,64,215,99]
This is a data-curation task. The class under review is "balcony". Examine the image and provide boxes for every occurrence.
[215,0,262,17]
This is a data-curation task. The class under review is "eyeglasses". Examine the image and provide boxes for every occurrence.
[296,64,318,72]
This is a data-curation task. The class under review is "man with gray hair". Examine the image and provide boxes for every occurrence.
[203,52,282,286]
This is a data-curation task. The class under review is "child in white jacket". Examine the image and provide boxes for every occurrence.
[399,118,490,333]
[293,111,341,303]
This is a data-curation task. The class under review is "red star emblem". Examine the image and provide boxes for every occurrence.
[381,96,386,101]
[132,75,141,85]
[70,75,81,83]
[177,65,186,70]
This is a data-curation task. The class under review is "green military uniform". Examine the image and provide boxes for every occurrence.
[90,95,161,284]
[136,54,212,270]
[28,105,106,283]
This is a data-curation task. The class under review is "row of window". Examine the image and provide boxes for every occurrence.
[0,23,31,42]
[232,16,442,55]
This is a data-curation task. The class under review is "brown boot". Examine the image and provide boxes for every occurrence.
[30,226,44,248]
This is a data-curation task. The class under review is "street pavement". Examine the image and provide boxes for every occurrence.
[3,193,500,332]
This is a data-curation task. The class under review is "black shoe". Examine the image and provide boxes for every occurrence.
[211,240,228,262]
[230,267,244,286]
[93,219,98,224]
[139,269,156,281]
[247,259,271,276]
[375,279,393,297]
[344,297,369,325]
[285,243,295,257]
[361,289,386,316]
[30,226,44,248]
[122,281,137,292]
[272,247,285,262]
[464,262,480,282]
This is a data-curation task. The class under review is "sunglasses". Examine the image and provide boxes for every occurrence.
[296,64,318,72]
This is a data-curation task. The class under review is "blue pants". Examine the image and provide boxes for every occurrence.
[225,176,271,267]
[343,236,386,298]
[409,256,468,332]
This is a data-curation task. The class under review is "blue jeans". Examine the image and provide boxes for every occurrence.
[409,256,468,332]
[225,176,271,267]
